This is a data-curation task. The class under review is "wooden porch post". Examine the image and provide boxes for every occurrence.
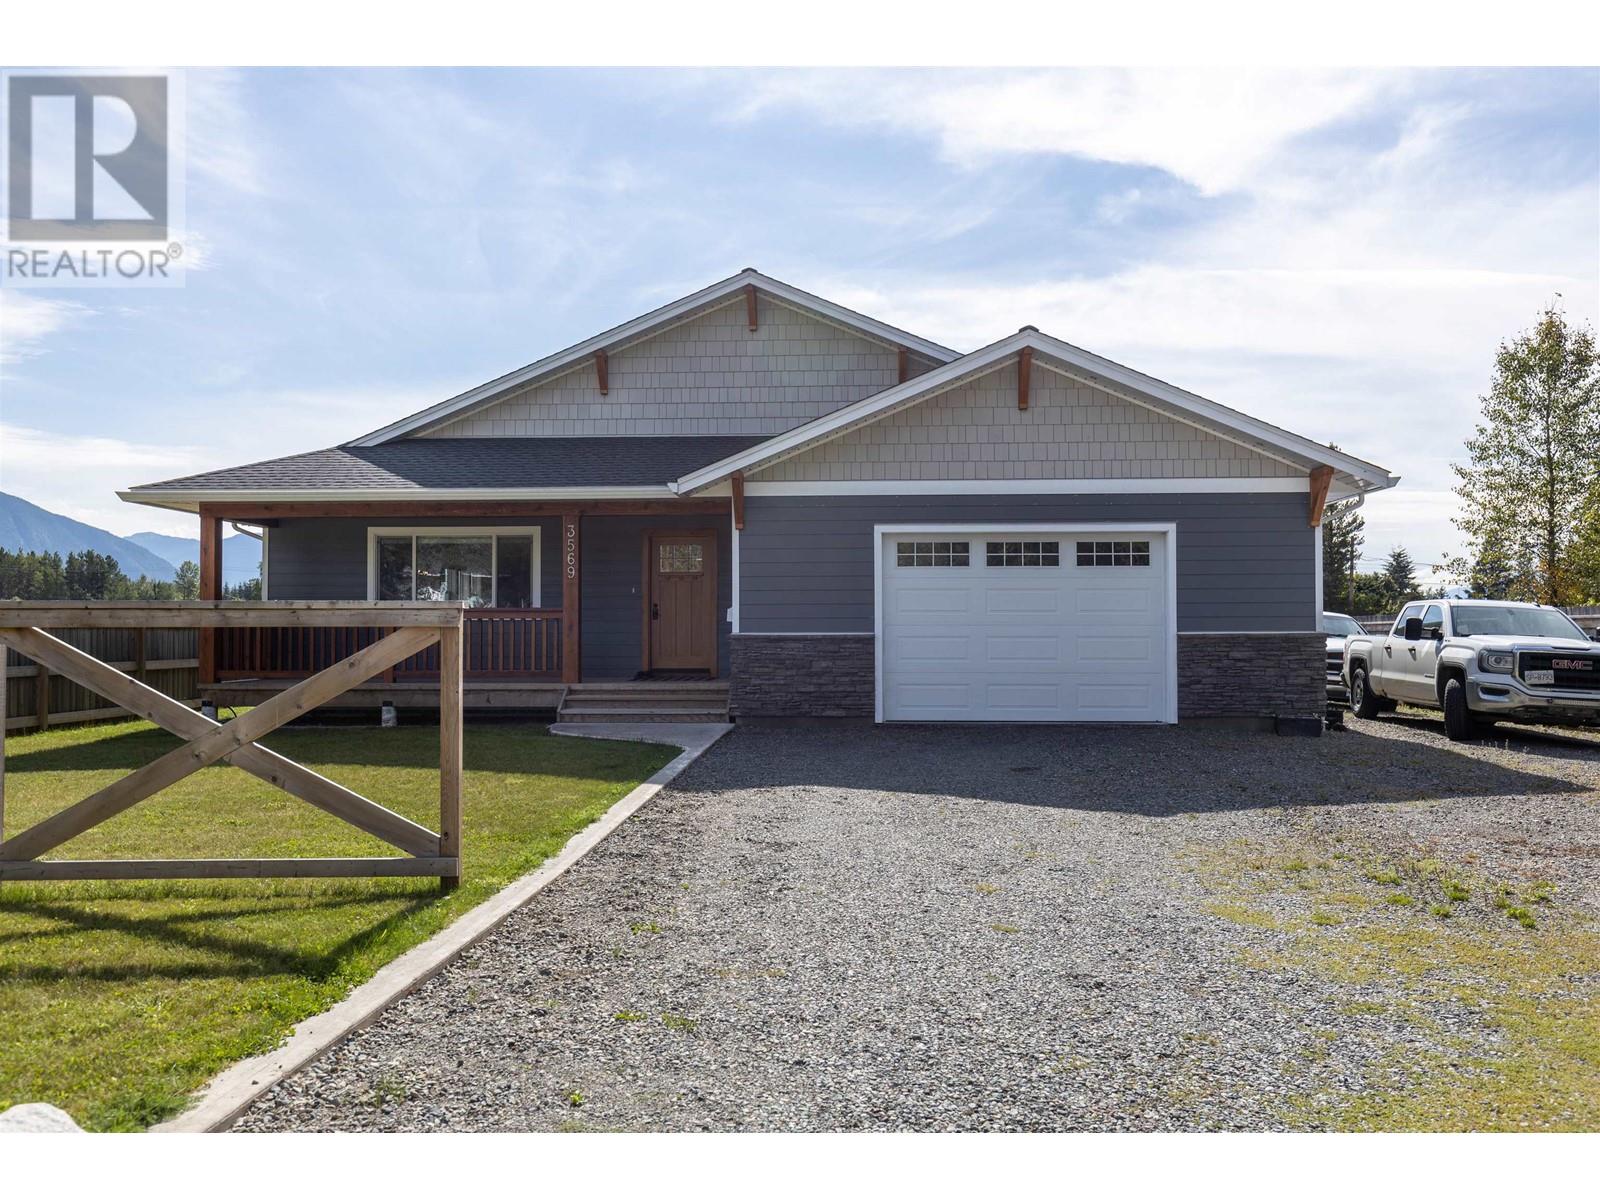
[198,509,223,684]
[561,513,581,683]
[438,619,463,890]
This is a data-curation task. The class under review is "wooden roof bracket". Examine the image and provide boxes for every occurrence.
[1308,465,1334,527]
[731,471,746,531]
[897,346,909,384]
[1017,346,1034,411]
[594,349,609,395]
[745,284,758,332]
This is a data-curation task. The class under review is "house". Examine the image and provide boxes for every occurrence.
[120,269,1397,726]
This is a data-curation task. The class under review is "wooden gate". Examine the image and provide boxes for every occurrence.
[0,602,464,886]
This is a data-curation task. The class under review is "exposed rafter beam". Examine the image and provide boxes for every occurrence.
[745,283,758,332]
[1308,465,1334,527]
[1017,346,1034,411]
[594,349,609,395]
[731,471,746,531]
[897,346,909,384]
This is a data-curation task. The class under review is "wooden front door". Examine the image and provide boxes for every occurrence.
[646,531,717,675]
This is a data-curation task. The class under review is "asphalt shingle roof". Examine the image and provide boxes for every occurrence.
[128,436,769,492]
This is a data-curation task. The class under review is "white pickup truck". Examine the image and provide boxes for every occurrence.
[1342,599,1600,741]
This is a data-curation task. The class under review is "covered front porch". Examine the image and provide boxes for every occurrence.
[193,497,739,702]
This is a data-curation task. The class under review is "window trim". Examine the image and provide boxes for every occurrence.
[366,525,542,607]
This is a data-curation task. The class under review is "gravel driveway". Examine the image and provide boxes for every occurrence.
[237,717,1600,1132]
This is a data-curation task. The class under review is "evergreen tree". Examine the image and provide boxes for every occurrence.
[1447,300,1600,604]
[63,550,129,600]
[174,560,201,600]
[1382,546,1419,604]
[1322,498,1365,611]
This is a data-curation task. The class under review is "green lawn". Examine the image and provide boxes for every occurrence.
[0,717,676,1130]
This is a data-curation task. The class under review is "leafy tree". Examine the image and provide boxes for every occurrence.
[1322,498,1365,612]
[1447,300,1600,604]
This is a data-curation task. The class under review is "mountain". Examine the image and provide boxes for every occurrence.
[127,530,261,586]
[0,491,181,581]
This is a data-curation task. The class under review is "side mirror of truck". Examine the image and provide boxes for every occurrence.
[1403,617,1423,641]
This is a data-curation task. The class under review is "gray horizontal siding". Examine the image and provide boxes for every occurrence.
[266,515,729,681]
[737,493,1315,634]
[579,515,732,681]
[266,517,560,603]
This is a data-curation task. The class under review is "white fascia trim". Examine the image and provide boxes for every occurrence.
[743,478,1311,497]
[675,328,1397,495]
[871,521,1180,725]
[1026,334,1396,488]
[119,485,678,512]
[351,270,959,446]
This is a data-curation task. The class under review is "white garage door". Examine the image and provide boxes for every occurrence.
[880,529,1172,723]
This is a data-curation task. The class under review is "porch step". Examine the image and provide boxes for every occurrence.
[557,682,730,724]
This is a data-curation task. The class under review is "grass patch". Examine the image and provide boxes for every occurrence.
[0,717,675,1130]
[1186,835,1600,1130]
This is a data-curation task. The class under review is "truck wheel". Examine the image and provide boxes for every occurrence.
[1350,666,1382,719]
[1442,678,1475,742]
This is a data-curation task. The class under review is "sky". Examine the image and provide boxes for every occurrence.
[0,67,1596,584]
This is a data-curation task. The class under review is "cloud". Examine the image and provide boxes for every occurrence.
[750,69,1597,568]
[186,68,267,196]
[738,69,1396,195]
[0,423,205,535]
[0,379,456,536]
[0,294,90,366]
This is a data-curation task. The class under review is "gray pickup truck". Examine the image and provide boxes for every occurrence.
[1342,599,1600,741]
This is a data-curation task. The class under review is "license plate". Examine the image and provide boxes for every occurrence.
[1525,669,1556,686]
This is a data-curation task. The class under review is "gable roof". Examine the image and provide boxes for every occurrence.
[672,327,1398,496]
[350,269,960,446]
[118,436,764,512]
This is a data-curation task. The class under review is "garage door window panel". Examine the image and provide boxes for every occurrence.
[896,541,970,567]
[986,541,1060,567]
[1076,540,1151,567]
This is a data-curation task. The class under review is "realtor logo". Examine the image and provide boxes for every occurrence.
[7,74,169,241]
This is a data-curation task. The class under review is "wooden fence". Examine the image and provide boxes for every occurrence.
[4,627,198,732]
[0,601,465,886]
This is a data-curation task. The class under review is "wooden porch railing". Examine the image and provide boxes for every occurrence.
[0,601,465,886]
[215,608,562,681]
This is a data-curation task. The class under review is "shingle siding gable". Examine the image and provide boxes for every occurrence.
[750,361,1301,482]
[421,297,940,439]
